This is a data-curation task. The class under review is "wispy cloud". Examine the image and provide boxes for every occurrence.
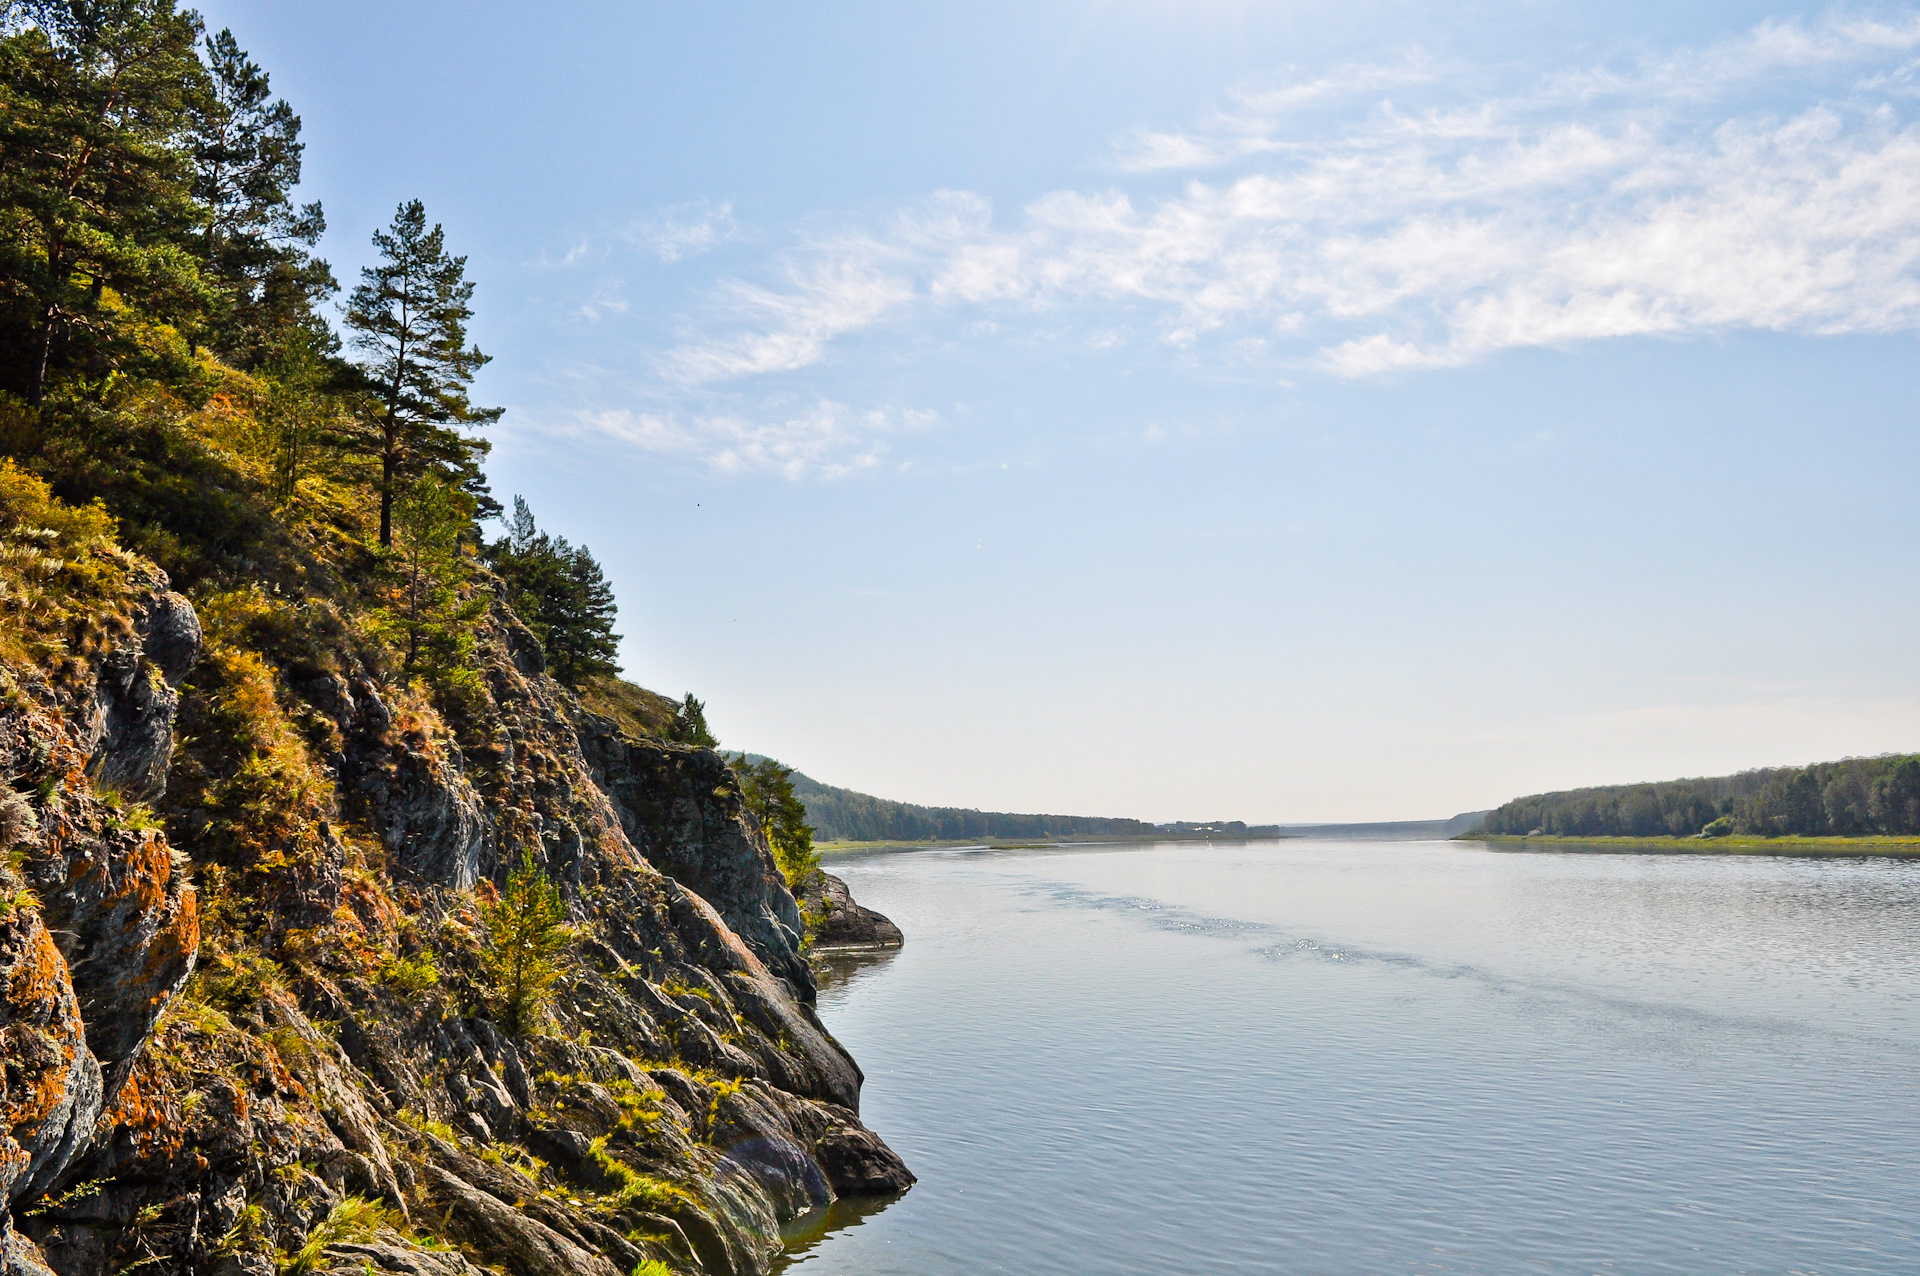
[1111,54,1439,172]
[663,256,914,381]
[657,10,1920,385]
[531,401,938,481]
[634,198,740,262]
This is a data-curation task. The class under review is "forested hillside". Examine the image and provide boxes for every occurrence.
[0,7,908,1276]
[1479,754,1920,838]
[785,769,1160,842]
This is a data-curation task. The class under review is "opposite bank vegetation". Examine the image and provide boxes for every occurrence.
[0,7,908,1276]
[1466,753,1920,854]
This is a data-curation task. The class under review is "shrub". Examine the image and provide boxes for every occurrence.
[378,951,440,995]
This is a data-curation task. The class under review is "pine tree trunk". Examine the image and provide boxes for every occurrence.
[379,449,395,547]
[29,312,54,406]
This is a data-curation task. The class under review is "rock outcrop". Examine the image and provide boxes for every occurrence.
[0,560,911,1276]
[799,873,904,952]
[0,576,203,1275]
[575,723,813,998]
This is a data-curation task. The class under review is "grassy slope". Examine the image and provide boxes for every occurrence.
[1462,833,1920,857]
[573,672,677,741]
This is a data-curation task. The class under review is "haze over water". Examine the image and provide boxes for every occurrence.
[781,841,1920,1274]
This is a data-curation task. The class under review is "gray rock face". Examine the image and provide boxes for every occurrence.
[84,579,199,803]
[342,678,490,891]
[312,1241,490,1276]
[812,1113,917,1197]
[800,872,904,951]
[0,911,103,1208]
[0,579,199,1272]
[575,721,814,998]
[420,1165,624,1276]
[24,819,197,1088]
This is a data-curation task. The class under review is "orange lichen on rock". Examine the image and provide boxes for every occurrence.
[97,1058,183,1162]
[0,911,91,1168]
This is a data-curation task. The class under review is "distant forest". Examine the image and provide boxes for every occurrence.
[786,770,1163,842]
[1481,754,1920,838]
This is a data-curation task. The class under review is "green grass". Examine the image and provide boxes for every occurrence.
[279,1196,391,1275]
[1462,833,1920,857]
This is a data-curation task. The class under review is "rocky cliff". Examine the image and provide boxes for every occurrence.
[0,483,910,1276]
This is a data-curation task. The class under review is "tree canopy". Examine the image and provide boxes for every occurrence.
[666,693,717,748]
[0,0,212,400]
[730,754,819,887]
[190,26,332,364]
[1480,754,1920,838]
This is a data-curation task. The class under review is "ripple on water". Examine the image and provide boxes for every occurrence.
[779,842,1920,1275]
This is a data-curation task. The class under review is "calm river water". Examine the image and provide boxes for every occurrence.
[776,839,1920,1275]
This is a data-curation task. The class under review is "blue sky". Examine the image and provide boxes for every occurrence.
[199,1,1920,821]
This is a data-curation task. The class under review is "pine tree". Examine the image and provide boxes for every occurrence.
[259,326,347,503]
[478,851,576,1037]
[547,541,620,684]
[343,200,501,547]
[383,477,486,698]
[487,497,621,686]
[190,28,333,363]
[667,693,717,748]
[0,0,213,401]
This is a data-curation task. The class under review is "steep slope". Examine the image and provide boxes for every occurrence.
[0,460,910,1276]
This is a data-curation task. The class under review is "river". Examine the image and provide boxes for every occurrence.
[776,839,1920,1274]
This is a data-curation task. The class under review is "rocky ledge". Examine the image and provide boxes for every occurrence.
[798,873,904,953]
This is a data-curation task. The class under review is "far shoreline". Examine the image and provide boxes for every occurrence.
[1459,833,1920,858]
[816,831,1301,855]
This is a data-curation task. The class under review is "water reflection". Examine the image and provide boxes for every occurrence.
[811,943,902,993]
[774,1191,908,1268]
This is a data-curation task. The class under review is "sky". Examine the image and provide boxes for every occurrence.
[194,0,1920,822]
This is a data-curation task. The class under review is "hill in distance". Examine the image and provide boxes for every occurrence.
[1476,753,1920,839]
[763,763,1284,844]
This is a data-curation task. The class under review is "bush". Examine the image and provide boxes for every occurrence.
[378,951,440,994]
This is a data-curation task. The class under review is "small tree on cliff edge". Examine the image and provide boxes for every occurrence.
[732,755,819,888]
[344,199,501,547]
[666,693,717,747]
[477,851,576,1037]
[382,476,486,699]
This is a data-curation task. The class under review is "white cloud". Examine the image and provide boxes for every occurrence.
[664,257,914,381]
[630,9,1920,418]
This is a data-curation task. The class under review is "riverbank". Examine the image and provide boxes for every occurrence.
[1462,833,1920,857]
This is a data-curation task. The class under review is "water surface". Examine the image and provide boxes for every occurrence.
[779,839,1920,1274]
